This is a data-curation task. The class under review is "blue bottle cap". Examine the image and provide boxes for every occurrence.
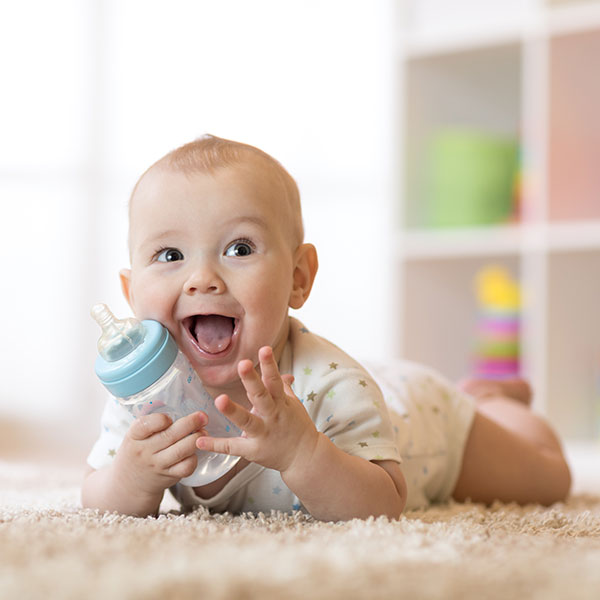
[94,320,178,398]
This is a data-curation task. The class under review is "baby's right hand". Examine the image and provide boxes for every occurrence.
[113,411,207,498]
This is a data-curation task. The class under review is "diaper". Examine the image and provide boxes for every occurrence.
[363,360,476,510]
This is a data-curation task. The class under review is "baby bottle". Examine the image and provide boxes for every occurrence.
[91,303,241,486]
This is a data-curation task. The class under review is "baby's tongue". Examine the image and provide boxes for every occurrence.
[193,315,234,354]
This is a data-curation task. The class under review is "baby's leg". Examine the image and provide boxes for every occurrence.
[452,382,571,506]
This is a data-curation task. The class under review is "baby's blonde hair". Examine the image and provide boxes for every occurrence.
[131,135,304,246]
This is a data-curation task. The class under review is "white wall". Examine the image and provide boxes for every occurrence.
[0,0,396,445]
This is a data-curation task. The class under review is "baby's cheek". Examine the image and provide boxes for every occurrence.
[131,281,175,323]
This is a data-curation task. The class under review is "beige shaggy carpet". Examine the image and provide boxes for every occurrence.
[1,460,600,600]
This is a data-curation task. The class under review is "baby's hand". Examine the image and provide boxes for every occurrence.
[113,411,207,497]
[196,346,320,475]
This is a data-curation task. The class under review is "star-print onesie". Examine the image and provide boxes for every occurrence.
[87,317,476,512]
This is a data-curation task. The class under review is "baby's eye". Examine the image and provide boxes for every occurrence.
[156,248,184,262]
[225,240,255,257]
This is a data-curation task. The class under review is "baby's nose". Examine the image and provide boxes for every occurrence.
[183,264,226,295]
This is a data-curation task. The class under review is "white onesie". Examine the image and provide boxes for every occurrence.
[87,317,476,512]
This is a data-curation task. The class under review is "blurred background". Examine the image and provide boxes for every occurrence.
[1,0,599,468]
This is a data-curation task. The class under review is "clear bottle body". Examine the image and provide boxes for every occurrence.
[119,351,241,486]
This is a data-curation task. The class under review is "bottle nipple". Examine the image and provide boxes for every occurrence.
[91,303,146,362]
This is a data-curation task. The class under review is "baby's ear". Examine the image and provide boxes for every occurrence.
[289,244,318,309]
[119,268,134,310]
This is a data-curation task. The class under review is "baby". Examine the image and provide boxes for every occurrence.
[82,135,571,520]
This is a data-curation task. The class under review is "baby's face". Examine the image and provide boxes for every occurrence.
[122,164,300,394]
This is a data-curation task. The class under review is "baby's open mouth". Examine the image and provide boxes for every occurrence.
[185,315,236,354]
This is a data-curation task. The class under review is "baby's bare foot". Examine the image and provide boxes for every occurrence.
[457,377,533,406]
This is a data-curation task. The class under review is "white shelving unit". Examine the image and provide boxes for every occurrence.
[393,0,600,442]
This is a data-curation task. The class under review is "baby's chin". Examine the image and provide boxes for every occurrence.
[188,361,247,399]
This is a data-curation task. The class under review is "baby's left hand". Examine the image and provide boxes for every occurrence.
[196,346,320,474]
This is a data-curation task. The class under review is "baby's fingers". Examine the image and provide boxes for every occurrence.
[214,394,263,436]
[129,412,173,441]
[281,374,295,395]
[159,429,204,470]
[238,359,277,417]
[130,411,207,451]
[258,346,286,399]
[196,434,246,458]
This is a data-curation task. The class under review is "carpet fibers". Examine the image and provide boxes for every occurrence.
[1,461,599,599]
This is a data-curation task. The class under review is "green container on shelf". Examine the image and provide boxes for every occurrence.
[427,128,518,228]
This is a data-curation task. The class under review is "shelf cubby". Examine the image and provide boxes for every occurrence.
[548,28,600,222]
[404,43,521,229]
[401,256,521,382]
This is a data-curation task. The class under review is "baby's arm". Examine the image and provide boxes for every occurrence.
[282,441,406,521]
[81,411,206,516]
[196,347,407,521]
